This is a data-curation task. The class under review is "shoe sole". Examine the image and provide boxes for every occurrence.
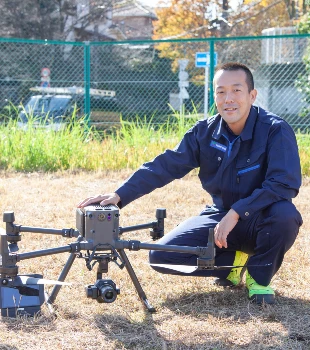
[249,294,275,305]
[214,278,237,287]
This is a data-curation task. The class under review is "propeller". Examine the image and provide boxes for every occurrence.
[150,263,198,274]
[0,276,72,297]
[10,276,72,297]
[15,276,72,286]
[149,263,272,274]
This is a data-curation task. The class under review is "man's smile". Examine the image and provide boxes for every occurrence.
[224,107,238,111]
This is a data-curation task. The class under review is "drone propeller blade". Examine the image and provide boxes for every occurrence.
[149,263,198,273]
[150,263,272,273]
[150,264,239,273]
[16,276,72,286]
[214,265,244,270]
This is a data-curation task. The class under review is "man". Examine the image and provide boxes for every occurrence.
[78,62,303,304]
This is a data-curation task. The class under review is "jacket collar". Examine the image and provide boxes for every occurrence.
[212,105,258,141]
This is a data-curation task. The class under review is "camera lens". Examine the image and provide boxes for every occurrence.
[98,285,117,303]
[86,279,119,303]
[105,291,114,300]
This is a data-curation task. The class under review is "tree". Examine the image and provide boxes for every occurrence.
[0,0,116,41]
[229,0,310,37]
[228,0,290,37]
[153,0,214,40]
[153,0,220,77]
[297,11,310,34]
[294,12,310,119]
[152,0,310,73]
[0,0,61,40]
[154,0,310,40]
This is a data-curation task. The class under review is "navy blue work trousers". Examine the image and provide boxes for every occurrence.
[149,201,303,286]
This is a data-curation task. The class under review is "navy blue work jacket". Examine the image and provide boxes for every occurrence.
[116,106,301,221]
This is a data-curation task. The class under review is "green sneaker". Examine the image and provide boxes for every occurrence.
[214,251,249,287]
[246,271,275,304]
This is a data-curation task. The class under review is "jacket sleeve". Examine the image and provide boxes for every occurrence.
[116,126,201,208]
[231,122,301,220]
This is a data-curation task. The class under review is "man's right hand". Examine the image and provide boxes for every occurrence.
[77,193,120,208]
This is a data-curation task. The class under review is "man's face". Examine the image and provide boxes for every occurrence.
[214,69,257,134]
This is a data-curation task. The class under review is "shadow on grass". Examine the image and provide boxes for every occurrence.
[94,287,310,350]
[162,287,310,319]
[161,288,310,348]
[94,313,165,349]
[0,310,57,333]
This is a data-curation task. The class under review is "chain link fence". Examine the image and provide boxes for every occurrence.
[0,34,310,131]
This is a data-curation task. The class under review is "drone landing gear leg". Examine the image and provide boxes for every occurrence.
[44,252,77,313]
[118,249,156,313]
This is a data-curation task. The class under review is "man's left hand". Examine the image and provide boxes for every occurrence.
[214,209,240,248]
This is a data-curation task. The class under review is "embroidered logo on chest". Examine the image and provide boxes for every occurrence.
[210,140,227,152]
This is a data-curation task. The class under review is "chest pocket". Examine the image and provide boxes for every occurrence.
[199,145,224,176]
[235,148,266,198]
[236,147,265,179]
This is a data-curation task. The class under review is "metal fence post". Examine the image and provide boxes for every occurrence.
[209,39,215,112]
[84,41,91,127]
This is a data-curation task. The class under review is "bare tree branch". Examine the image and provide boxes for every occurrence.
[230,0,283,29]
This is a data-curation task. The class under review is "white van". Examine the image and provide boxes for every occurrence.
[17,87,116,131]
[17,94,77,131]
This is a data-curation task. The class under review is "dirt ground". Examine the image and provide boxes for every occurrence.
[0,171,309,350]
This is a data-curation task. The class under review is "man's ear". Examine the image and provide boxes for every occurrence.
[250,89,257,104]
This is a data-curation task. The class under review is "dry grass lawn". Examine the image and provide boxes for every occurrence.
[0,170,309,350]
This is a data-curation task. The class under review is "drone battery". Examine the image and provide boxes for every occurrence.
[0,274,44,318]
[76,208,85,236]
[84,205,120,246]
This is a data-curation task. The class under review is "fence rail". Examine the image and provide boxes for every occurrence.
[1,33,310,131]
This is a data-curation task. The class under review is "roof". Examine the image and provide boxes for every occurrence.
[113,1,157,20]
[81,24,127,41]
[72,0,157,41]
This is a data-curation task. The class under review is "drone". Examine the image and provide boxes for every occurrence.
[0,205,259,318]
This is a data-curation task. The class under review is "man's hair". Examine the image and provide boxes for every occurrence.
[215,62,254,92]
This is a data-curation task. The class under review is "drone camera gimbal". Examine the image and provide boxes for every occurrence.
[0,205,216,317]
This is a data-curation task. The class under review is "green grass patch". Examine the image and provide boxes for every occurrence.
[296,133,310,177]
[0,110,201,172]
[0,112,310,176]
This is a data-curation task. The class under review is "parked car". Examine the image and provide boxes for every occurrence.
[17,86,116,131]
[17,94,79,131]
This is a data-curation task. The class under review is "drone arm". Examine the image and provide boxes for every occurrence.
[119,208,166,240]
[115,239,210,256]
[3,212,80,258]
[19,226,80,238]
[115,229,216,270]
[16,245,75,262]
[119,222,157,234]
[16,234,93,262]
